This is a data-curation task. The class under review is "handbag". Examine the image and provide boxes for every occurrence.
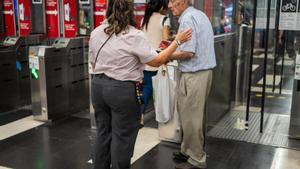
[152,65,176,123]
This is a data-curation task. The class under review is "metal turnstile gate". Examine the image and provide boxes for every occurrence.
[0,35,44,112]
[29,38,89,121]
[289,55,300,139]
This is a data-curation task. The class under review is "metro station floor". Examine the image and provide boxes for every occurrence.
[0,114,299,169]
[1,54,300,169]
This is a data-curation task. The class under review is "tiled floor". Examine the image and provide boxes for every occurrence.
[0,117,93,169]
[0,51,299,169]
[0,116,162,169]
[0,107,32,126]
[0,116,44,140]
[0,115,299,169]
[132,137,300,169]
[271,148,300,169]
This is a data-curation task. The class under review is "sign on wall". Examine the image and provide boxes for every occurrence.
[45,0,60,38]
[279,0,300,30]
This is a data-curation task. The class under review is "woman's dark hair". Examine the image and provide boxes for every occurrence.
[105,0,136,35]
[142,0,169,30]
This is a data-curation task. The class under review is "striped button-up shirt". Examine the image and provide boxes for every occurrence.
[177,7,216,72]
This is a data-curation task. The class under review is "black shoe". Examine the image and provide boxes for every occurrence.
[175,162,204,169]
[173,152,189,162]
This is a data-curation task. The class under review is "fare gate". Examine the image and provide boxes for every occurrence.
[29,38,89,121]
[0,35,44,112]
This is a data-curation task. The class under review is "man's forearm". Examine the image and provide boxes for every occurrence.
[170,51,194,61]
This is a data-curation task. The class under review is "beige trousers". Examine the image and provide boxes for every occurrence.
[176,70,213,167]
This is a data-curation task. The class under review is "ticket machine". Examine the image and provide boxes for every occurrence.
[0,0,5,39]
[45,0,95,37]
[2,0,17,37]
[93,0,106,28]
[18,0,45,36]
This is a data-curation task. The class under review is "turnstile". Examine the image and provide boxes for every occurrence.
[0,37,20,112]
[0,35,44,112]
[289,55,300,139]
[235,25,252,105]
[66,37,89,113]
[29,38,89,121]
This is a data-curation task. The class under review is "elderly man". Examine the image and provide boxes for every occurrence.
[168,0,216,169]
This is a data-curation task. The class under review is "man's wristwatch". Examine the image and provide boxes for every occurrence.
[175,39,181,46]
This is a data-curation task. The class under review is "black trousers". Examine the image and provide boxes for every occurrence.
[91,74,140,169]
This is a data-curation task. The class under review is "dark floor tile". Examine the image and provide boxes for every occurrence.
[250,92,292,115]
[0,117,93,169]
[144,116,158,129]
[288,138,300,149]
[0,146,68,169]
[207,138,276,169]
[132,142,179,169]
[0,108,32,126]
[132,137,277,169]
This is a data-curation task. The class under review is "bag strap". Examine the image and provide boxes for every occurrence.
[162,16,168,27]
[92,33,114,70]
[161,64,168,76]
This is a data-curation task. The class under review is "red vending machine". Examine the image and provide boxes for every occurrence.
[17,0,31,36]
[133,0,146,29]
[0,0,5,38]
[45,0,78,38]
[17,0,46,36]
[3,0,16,36]
[78,0,93,35]
[93,0,106,28]
[45,0,60,38]
[62,0,78,37]
[45,0,97,38]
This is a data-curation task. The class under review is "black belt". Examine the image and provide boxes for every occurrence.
[93,73,114,80]
[92,73,144,105]
[93,73,138,84]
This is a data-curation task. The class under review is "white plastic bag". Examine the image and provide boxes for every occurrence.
[152,65,176,123]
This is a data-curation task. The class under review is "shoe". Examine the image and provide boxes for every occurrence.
[175,162,206,169]
[173,152,189,162]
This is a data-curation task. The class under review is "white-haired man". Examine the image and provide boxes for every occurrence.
[168,0,216,168]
